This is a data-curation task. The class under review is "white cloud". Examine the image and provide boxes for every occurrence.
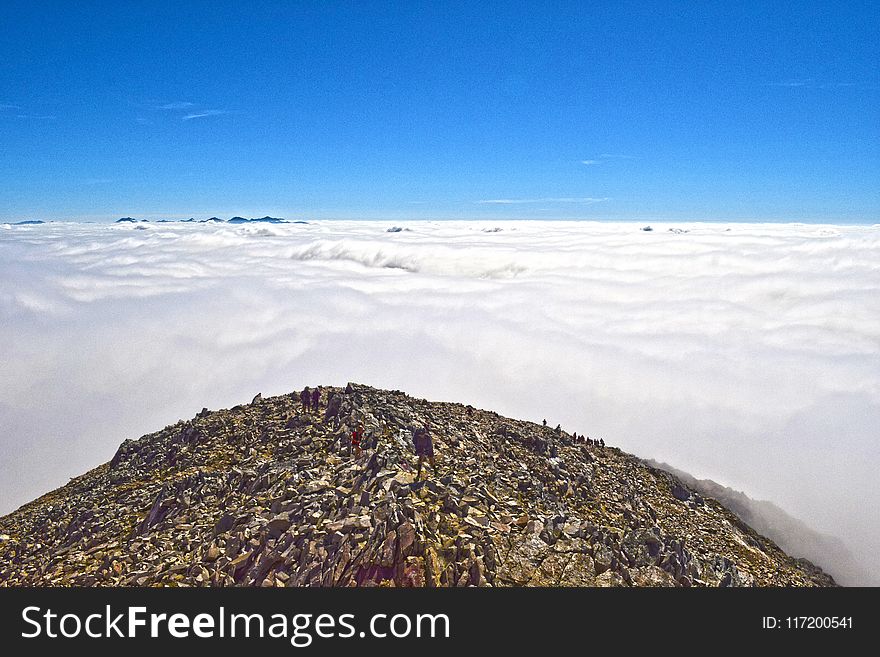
[477,197,609,204]
[182,109,231,120]
[1,220,878,583]
[580,154,635,164]
[766,79,813,87]
[157,101,195,110]
[766,79,873,90]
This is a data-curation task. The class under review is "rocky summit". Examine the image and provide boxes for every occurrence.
[0,384,834,587]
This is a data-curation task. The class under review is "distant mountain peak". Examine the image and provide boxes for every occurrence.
[228,216,287,224]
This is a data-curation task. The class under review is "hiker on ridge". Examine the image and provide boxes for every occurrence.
[301,386,311,413]
[351,424,363,458]
[414,422,436,479]
[311,386,320,413]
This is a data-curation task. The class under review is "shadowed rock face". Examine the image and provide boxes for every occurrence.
[0,383,835,587]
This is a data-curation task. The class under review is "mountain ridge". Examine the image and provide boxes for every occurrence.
[0,383,836,587]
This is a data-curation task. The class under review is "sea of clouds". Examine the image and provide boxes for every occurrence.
[1,219,878,584]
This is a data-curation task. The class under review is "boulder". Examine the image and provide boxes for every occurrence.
[671,482,691,501]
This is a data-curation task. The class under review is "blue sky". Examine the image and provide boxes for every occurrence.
[1,1,878,222]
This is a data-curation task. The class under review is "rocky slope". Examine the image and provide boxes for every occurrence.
[644,460,870,587]
[0,384,835,587]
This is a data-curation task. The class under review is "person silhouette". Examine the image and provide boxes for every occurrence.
[414,422,436,478]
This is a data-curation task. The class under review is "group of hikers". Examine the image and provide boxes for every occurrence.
[348,421,435,477]
[299,386,321,413]
[543,418,605,447]
[574,433,604,447]
[296,385,436,478]
[296,385,604,480]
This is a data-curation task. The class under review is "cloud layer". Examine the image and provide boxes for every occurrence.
[1,220,878,582]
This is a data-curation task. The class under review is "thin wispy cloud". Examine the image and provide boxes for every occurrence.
[766,79,814,88]
[818,82,861,89]
[182,109,232,120]
[0,103,21,110]
[157,101,195,110]
[765,78,877,91]
[581,154,636,165]
[477,197,609,204]
[16,114,57,120]
[764,78,871,90]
